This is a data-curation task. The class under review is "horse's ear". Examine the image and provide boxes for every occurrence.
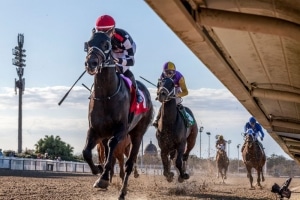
[103,39,112,54]
[84,42,88,52]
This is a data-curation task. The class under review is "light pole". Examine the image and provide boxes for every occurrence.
[12,34,26,153]
[199,126,204,158]
[227,140,232,159]
[237,144,241,173]
[206,132,211,159]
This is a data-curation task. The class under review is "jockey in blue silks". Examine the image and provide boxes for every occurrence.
[241,116,265,152]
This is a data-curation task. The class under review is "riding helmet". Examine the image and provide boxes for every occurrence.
[218,135,223,140]
[95,15,115,32]
[163,61,176,71]
[249,116,256,124]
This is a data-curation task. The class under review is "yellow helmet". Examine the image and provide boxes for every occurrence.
[163,61,176,78]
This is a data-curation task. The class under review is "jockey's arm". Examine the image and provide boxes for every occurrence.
[257,124,265,138]
[176,77,188,98]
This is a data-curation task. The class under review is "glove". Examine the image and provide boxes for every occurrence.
[260,137,263,141]
[114,58,121,64]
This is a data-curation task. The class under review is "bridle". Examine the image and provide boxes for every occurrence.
[86,45,114,74]
[157,78,176,102]
[85,37,121,100]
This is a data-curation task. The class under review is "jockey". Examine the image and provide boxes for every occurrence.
[152,61,191,128]
[95,15,143,103]
[241,116,265,152]
[215,135,227,159]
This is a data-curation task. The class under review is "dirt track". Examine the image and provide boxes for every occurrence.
[1,169,300,200]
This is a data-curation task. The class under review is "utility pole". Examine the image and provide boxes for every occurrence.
[199,126,204,158]
[12,34,26,153]
[206,132,211,159]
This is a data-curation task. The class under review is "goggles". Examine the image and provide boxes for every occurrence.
[164,70,175,77]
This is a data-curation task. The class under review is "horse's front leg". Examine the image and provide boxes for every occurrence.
[94,135,120,189]
[161,150,173,182]
[176,144,189,183]
[82,128,103,175]
[246,166,254,189]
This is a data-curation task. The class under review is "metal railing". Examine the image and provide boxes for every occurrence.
[0,157,91,173]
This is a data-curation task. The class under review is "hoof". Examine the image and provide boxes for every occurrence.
[167,176,173,182]
[183,173,190,180]
[178,176,184,183]
[224,176,227,179]
[93,178,109,189]
[134,173,139,178]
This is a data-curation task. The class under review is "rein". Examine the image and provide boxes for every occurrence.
[158,86,176,102]
[87,46,121,101]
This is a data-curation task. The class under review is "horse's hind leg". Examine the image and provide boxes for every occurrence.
[183,124,198,161]
[119,130,144,200]
[82,128,103,175]
[110,156,117,183]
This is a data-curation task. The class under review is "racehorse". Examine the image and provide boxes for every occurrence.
[83,31,153,200]
[216,147,229,184]
[242,132,266,189]
[97,134,139,183]
[156,77,198,182]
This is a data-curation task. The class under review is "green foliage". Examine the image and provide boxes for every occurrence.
[34,135,74,161]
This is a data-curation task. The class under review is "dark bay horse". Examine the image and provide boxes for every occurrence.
[242,133,266,189]
[216,148,229,184]
[97,135,139,183]
[83,31,153,200]
[156,77,198,182]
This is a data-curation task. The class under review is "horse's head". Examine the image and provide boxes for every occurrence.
[85,32,112,75]
[245,133,255,149]
[157,77,176,103]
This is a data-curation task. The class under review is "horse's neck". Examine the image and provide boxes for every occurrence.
[94,68,119,96]
[161,99,177,123]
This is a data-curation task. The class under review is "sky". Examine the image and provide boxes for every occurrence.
[0,0,291,160]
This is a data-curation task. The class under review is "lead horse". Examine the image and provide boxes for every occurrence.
[242,132,266,189]
[156,77,198,182]
[83,31,153,200]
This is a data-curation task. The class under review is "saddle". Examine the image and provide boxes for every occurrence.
[177,105,194,127]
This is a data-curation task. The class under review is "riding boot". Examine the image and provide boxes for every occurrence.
[152,106,161,128]
[124,70,143,103]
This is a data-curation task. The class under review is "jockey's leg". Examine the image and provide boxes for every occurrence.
[123,70,143,103]
[177,104,192,126]
[152,106,161,128]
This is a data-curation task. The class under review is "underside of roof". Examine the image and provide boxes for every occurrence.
[145,0,300,164]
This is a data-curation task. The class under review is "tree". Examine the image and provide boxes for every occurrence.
[34,135,74,160]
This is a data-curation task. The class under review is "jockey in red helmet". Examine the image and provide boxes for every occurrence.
[95,15,142,103]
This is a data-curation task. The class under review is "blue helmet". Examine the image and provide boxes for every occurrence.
[249,117,256,124]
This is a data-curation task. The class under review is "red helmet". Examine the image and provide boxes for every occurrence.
[95,15,115,32]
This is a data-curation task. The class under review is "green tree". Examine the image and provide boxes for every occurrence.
[35,135,74,160]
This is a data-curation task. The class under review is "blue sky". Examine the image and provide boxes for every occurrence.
[0,0,290,159]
